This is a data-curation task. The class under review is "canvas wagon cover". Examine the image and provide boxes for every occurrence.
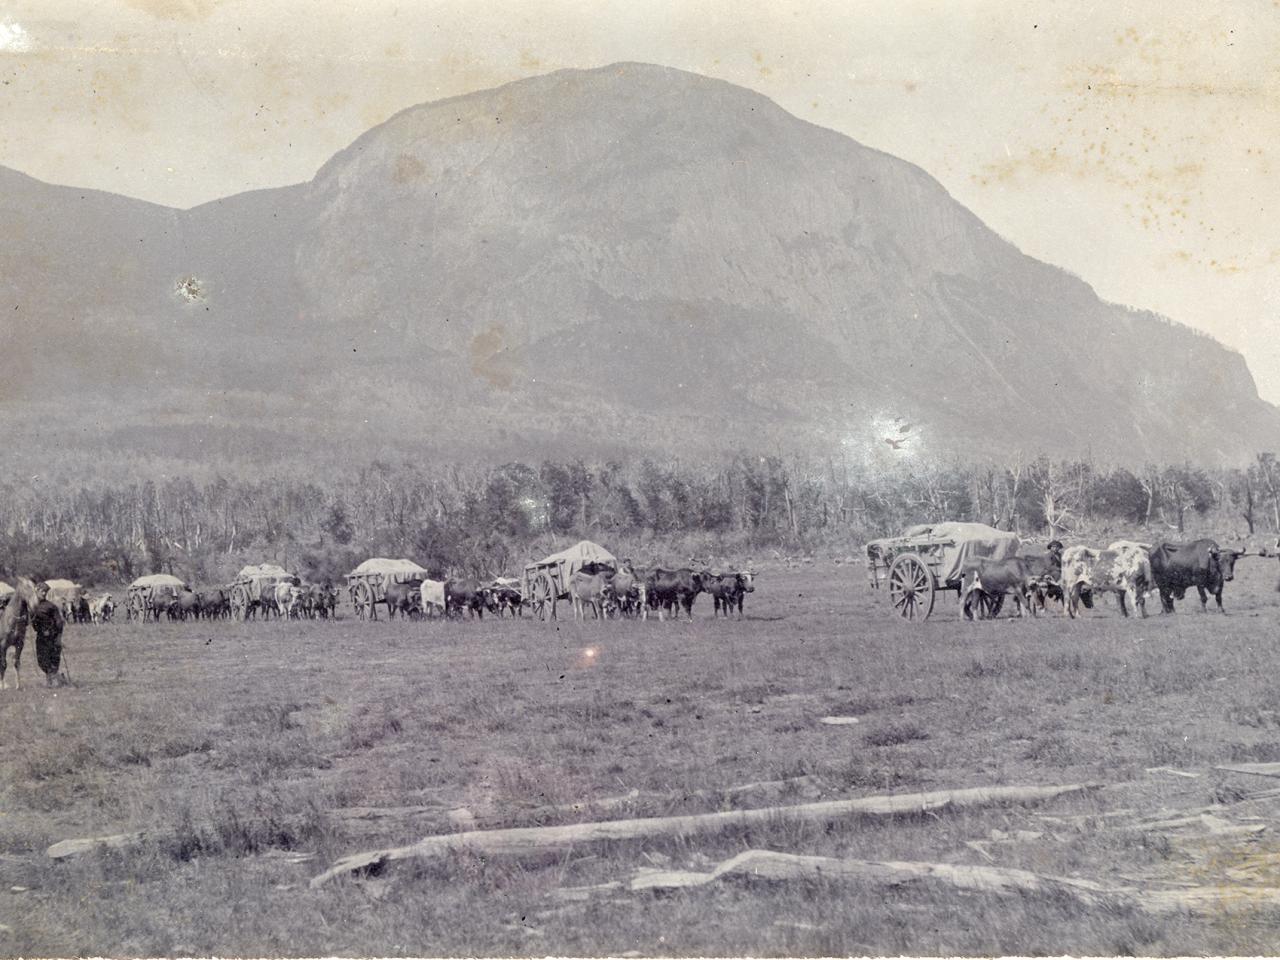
[128,573,187,591]
[43,578,80,591]
[528,540,616,577]
[236,563,296,586]
[0,582,12,597]
[869,522,1019,585]
[347,558,430,584]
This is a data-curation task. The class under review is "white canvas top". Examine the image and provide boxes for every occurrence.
[529,540,616,575]
[347,558,431,583]
[0,581,12,597]
[129,573,188,590]
[43,578,80,591]
[236,563,294,581]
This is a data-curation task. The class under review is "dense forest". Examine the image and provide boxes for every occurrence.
[2,450,1278,588]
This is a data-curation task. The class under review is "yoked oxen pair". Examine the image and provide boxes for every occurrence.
[1061,541,1153,618]
[1149,539,1250,614]
[960,541,1063,620]
[644,568,704,620]
[445,579,490,618]
[702,570,756,619]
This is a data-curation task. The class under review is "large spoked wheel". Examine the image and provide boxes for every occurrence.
[530,572,556,621]
[230,585,250,622]
[352,581,374,621]
[888,554,935,621]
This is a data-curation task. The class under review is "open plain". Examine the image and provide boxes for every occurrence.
[4,558,1280,955]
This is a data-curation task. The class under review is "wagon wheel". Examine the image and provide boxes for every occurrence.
[529,571,557,621]
[888,553,935,621]
[230,585,249,622]
[352,580,374,621]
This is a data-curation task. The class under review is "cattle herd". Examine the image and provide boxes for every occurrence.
[959,537,1254,620]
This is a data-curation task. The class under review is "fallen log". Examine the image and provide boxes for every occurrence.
[309,781,1100,887]
[1216,763,1280,779]
[625,848,1280,916]
[629,848,1132,911]
[47,831,147,860]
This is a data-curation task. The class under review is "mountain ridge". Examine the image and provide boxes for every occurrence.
[3,62,1275,465]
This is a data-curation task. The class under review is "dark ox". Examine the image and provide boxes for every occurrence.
[702,571,755,619]
[1150,539,1243,614]
[198,589,229,620]
[488,586,524,618]
[644,568,704,620]
[961,541,1063,620]
[383,581,422,619]
[445,579,489,619]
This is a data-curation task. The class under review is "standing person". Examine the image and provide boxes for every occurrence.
[30,582,66,687]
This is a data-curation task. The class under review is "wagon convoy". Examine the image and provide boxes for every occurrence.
[4,529,1267,633]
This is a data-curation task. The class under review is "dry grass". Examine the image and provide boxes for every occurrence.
[1,557,1280,954]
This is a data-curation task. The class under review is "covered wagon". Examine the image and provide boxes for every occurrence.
[230,563,300,621]
[44,579,86,622]
[346,558,431,620]
[522,540,616,620]
[126,573,189,622]
[865,522,1020,621]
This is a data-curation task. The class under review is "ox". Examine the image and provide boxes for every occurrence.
[1061,544,1152,619]
[445,579,488,619]
[1150,539,1243,614]
[569,570,615,621]
[703,571,756,619]
[489,585,523,618]
[419,579,447,618]
[644,568,704,620]
[172,589,201,621]
[606,567,647,619]
[198,589,229,620]
[89,594,116,624]
[384,581,421,620]
[960,557,1038,619]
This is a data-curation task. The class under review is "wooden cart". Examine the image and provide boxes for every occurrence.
[522,540,616,621]
[346,558,430,621]
[865,523,1020,621]
[229,564,298,621]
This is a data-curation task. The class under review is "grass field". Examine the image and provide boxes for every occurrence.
[4,557,1280,955]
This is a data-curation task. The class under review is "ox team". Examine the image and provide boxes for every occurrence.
[960,538,1250,619]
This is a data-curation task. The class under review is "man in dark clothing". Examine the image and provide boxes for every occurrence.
[30,582,66,687]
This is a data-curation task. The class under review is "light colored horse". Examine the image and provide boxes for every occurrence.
[0,578,37,689]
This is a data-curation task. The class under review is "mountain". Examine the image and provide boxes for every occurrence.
[4,62,1276,465]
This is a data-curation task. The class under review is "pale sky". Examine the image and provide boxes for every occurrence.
[4,0,1279,402]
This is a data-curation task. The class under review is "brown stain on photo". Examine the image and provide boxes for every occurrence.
[469,323,520,390]
[392,153,427,184]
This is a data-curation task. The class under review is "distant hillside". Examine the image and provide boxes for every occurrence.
[5,62,1277,465]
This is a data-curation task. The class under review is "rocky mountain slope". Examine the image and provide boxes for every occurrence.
[4,62,1275,465]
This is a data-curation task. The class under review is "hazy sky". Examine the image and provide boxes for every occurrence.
[4,0,1279,401]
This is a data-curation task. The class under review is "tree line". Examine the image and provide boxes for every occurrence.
[2,451,1278,587]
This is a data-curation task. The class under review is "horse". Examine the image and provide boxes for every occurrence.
[0,578,36,690]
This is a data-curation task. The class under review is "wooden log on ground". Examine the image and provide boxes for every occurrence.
[629,848,1133,911]
[626,848,1280,916]
[1216,763,1280,779]
[309,781,1100,887]
[47,831,147,860]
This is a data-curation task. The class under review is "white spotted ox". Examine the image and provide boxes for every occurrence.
[1061,543,1153,619]
[89,594,116,624]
